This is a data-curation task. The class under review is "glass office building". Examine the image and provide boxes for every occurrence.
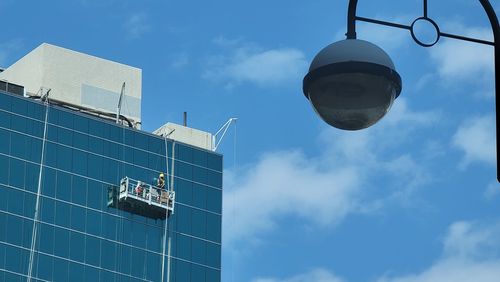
[0,89,223,281]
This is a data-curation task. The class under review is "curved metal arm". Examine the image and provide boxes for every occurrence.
[346,0,500,182]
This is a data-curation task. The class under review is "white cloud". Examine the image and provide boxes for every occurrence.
[169,53,189,69]
[377,220,500,282]
[223,150,361,245]
[223,99,438,246]
[484,181,500,200]
[124,13,151,39]
[430,25,493,82]
[203,40,308,88]
[252,268,345,282]
[249,220,500,282]
[452,115,495,168]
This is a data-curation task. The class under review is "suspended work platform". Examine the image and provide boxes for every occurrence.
[108,177,175,219]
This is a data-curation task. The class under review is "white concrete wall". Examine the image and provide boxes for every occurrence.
[154,122,214,151]
[0,43,142,123]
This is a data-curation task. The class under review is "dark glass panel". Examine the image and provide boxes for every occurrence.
[71,205,86,232]
[72,149,88,175]
[85,235,101,267]
[207,170,222,188]
[55,201,71,228]
[175,259,190,282]
[101,239,117,271]
[87,180,102,210]
[206,268,220,282]
[68,261,85,282]
[192,209,207,239]
[206,213,221,243]
[176,178,193,206]
[206,242,221,269]
[42,167,56,198]
[69,231,85,262]
[176,205,192,234]
[52,257,69,282]
[55,171,71,201]
[53,227,70,259]
[36,253,54,281]
[9,157,25,190]
[206,188,222,214]
[192,184,207,210]
[176,233,191,261]
[86,209,101,236]
[40,197,55,224]
[0,128,10,154]
[73,115,89,134]
[191,263,207,282]
[73,131,89,151]
[207,153,223,172]
[193,149,207,167]
[191,238,206,265]
[38,223,54,255]
[26,161,42,193]
[130,247,145,278]
[192,166,207,185]
[71,175,87,206]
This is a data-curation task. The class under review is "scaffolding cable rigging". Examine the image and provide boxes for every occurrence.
[27,88,51,282]
[161,139,176,282]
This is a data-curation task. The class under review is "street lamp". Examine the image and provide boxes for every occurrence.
[302,0,500,181]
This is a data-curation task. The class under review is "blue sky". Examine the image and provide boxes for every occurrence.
[2,0,500,281]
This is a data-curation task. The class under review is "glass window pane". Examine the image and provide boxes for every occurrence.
[206,242,221,269]
[206,213,221,243]
[70,231,85,262]
[176,233,191,261]
[86,209,101,236]
[56,171,71,201]
[206,188,222,214]
[191,264,206,282]
[68,261,85,282]
[0,128,10,155]
[191,238,206,265]
[9,157,25,189]
[175,259,190,282]
[42,168,56,197]
[39,223,54,255]
[71,205,86,232]
[192,209,206,239]
[72,149,88,175]
[193,184,207,210]
[85,235,101,267]
[87,180,102,210]
[54,227,70,258]
[55,201,71,228]
[101,239,117,271]
[71,176,87,206]
[53,257,69,282]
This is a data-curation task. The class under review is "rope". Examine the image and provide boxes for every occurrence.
[27,94,50,281]
[161,137,169,282]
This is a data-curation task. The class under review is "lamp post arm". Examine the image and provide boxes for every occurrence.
[478,0,500,181]
[346,0,358,39]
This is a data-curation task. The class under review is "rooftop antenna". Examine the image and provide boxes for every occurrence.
[183,111,187,126]
[116,82,125,124]
[213,117,237,151]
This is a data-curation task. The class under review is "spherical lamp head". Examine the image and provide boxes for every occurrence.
[303,39,402,130]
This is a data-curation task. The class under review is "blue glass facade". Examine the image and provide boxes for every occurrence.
[0,90,222,281]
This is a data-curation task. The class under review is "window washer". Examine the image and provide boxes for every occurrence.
[156,173,165,202]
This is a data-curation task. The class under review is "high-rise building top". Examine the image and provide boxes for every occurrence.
[0,43,142,127]
[0,44,223,281]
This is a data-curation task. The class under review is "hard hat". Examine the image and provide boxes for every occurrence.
[159,173,164,178]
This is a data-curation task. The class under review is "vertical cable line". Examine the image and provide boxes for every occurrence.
[161,139,176,282]
[27,93,50,282]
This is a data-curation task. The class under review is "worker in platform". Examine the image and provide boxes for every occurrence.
[157,173,165,189]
